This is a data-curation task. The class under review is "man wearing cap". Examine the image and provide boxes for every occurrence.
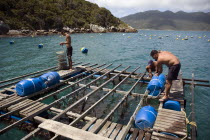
[150,50,181,101]
[146,60,160,78]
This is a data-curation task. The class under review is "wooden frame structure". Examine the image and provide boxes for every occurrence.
[0,63,208,140]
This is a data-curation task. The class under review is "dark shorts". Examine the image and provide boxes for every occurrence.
[67,47,73,57]
[167,63,181,80]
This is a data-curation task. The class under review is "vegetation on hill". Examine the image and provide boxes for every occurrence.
[121,10,210,31]
[0,0,128,31]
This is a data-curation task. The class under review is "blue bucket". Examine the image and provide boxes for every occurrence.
[135,106,157,129]
[39,72,60,87]
[147,74,166,96]
[163,100,181,111]
[16,78,44,96]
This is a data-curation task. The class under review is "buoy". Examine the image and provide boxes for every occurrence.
[16,78,45,96]
[163,100,181,111]
[38,44,43,48]
[147,74,166,96]
[10,41,14,44]
[39,72,60,88]
[80,47,88,53]
[208,39,210,42]
[135,106,157,129]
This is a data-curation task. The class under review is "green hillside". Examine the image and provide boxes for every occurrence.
[0,0,128,30]
[121,10,210,31]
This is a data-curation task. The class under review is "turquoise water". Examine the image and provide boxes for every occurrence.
[0,30,210,139]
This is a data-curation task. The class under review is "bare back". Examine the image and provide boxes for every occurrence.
[157,51,180,67]
[66,34,71,48]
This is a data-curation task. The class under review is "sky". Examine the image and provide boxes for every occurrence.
[85,0,210,18]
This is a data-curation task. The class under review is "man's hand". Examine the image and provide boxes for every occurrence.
[60,42,64,45]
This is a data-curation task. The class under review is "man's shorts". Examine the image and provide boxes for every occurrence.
[67,47,73,57]
[167,63,181,80]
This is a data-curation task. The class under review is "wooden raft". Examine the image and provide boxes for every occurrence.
[151,77,187,139]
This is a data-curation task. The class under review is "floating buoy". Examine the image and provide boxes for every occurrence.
[208,39,210,42]
[147,74,166,96]
[163,100,181,111]
[38,44,43,48]
[135,106,157,129]
[80,47,88,53]
[10,41,14,44]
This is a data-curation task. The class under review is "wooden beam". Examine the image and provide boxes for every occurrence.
[39,120,111,140]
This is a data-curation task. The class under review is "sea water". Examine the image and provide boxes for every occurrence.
[0,30,210,139]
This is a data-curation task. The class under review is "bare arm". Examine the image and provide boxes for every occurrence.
[155,61,163,76]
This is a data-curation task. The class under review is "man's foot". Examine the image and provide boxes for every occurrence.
[69,69,74,72]
[159,96,169,102]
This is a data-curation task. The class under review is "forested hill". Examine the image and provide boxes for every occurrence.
[0,0,128,30]
[121,10,210,31]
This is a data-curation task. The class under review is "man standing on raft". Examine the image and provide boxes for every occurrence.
[150,50,181,100]
[60,30,73,70]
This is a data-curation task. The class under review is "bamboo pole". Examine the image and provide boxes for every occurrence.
[0,63,106,118]
[184,82,210,87]
[50,66,140,140]
[190,73,197,140]
[182,78,209,83]
[118,90,149,140]
[90,71,146,134]
[0,62,83,89]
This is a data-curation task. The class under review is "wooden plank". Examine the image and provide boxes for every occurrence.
[154,123,186,132]
[4,88,16,93]
[154,121,186,129]
[152,132,181,140]
[19,102,41,114]
[155,118,185,125]
[22,102,44,114]
[8,99,32,111]
[115,125,127,140]
[98,121,112,136]
[153,126,186,137]
[89,119,103,132]
[109,124,123,139]
[137,130,145,140]
[155,116,186,123]
[158,109,184,115]
[27,104,48,116]
[0,96,19,106]
[157,111,185,118]
[82,117,97,130]
[103,122,117,138]
[130,128,139,140]
[39,120,111,140]
[157,114,185,119]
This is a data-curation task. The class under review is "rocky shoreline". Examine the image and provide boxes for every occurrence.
[0,24,138,38]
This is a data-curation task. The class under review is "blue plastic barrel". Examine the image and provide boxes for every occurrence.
[39,72,60,87]
[16,78,44,96]
[163,100,181,111]
[135,106,157,129]
[147,74,166,96]
[81,47,88,53]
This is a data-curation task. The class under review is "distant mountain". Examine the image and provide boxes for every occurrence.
[121,10,210,31]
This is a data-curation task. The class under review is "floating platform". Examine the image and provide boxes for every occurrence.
[0,63,206,139]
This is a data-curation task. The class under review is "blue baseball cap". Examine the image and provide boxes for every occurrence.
[148,60,153,65]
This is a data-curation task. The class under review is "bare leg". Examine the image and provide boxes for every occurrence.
[68,56,72,70]
[162,80,172,100]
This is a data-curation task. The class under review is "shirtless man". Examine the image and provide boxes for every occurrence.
[146,60,162,78]
[150,50,181,100]
[60,30,72,70]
